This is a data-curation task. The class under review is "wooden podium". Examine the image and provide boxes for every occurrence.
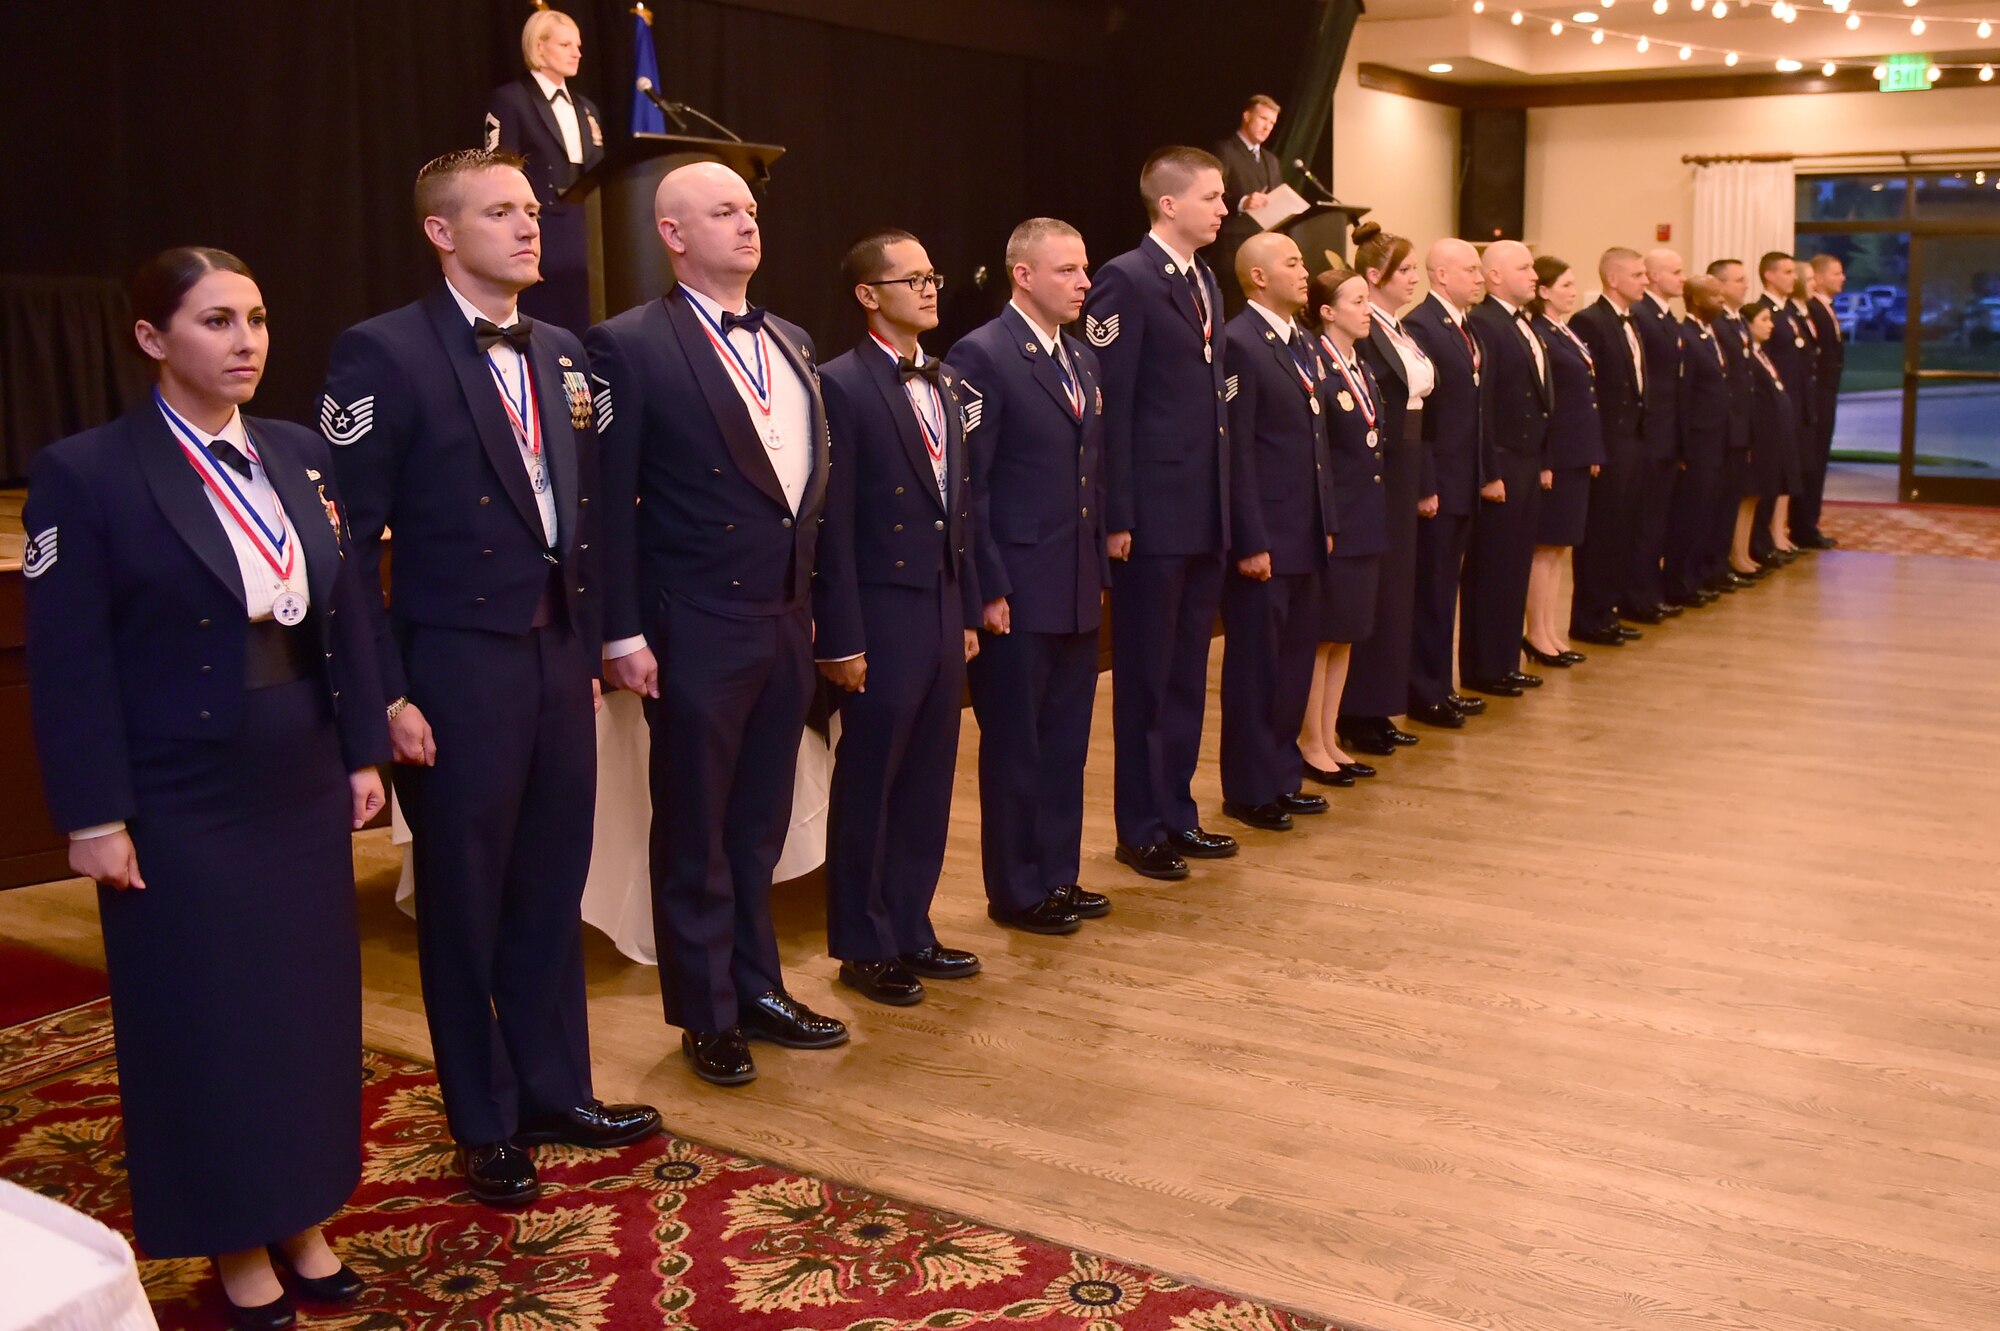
[565,132,786,322]
[1278,202,1371,277]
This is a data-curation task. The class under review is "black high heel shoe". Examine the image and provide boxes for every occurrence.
[222,1286,295,1331]
[1521,638,1574,668]
[267,1242,365,1304]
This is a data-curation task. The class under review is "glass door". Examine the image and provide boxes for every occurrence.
[1904,233,2000,504]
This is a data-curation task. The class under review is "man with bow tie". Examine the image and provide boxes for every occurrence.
[323,148,660,1210]
[1568,247,1651,648]
[811,229,984,1008]
[585,161,847,1088]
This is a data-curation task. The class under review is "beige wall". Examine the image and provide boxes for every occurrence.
[1525,85,2000,285]
[1329,56,1460,256]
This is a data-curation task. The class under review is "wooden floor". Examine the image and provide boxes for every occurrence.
[6,550,1999,1331]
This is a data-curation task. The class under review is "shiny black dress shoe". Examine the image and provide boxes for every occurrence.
[902,944,982,978]
[1277,790,1329,815]
[1222,799,1293,831]
[1445,693,1486,716]
[1302,762,1356,787]
[462,1140,540,1207]
[267,1244,364,1304]
[989,893,1084,933]
[1799,532,1838,550]
[1385,724,1420,745]
[224,1290,296,1331]
[839,959,925,1006]
[1339,761,1377,779]
[1114,841,1191,880]
[1055,884,1111,919]
[1408,700,1467,727]
[1335,720,1397,755]
[1569,625,1626,646]
[1557,650,1586,665]
[1461,678,1523,698]
[682,1029,756,1086]
[1617,604,1666,625]
[1521,640,1573,668]
[517,1100,663,1149]
[741,990,850,1048]
[1169,826,1239,858]
[1503,670,1543,689]
[1616,624,1643,639]
[1652,601,1685,617]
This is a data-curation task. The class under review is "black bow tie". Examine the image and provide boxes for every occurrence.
[1515,307,1532,322]
[207,440,254,480]
[472,317,534,355]
[550,87,571,104]
[720,306,767,336]
[898,357,942,385]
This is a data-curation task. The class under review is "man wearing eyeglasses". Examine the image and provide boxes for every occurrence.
[812,230,984,1008]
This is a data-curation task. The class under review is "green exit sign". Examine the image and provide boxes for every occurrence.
[1879,53,1933,91]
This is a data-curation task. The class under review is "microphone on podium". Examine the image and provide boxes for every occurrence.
[635,77,690,132]
[1292,159,1342,205]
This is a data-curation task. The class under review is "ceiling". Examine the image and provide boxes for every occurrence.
[1354,0,2000,82]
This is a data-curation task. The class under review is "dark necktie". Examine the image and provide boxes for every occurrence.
[207,440,254,480]
[898,357,942,385]
[1184,266,1210,328]
[720,306,767,336]
[1287,329,1319,382]
[472,317,534,355]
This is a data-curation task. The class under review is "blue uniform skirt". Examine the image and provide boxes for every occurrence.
[99,676,360,1258]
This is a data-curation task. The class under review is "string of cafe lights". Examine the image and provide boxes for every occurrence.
[1451,0,2000,79]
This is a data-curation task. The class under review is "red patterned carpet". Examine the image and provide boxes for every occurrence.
[1,1000,1349,1331]
[1820,501,2000,559]
[0,937,107,1027]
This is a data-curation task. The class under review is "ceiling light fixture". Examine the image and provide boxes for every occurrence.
[1928,62,1941,79]
[1982,20,1995,37]
[1822,60,1837,74]
[1638,34,1652,50]
[1680,43,1694,57]
[1985,63,1997,81]
[1872,62,1887,77]
[1776,57,1802,70]
[1592,27,1606,40]
[1429,61,1455,72]
[1653,0,1668,12]
[1512,9,1525,23]
[1552,19,1565,32]
[1712,2,1728,17]
[1845,12,1860,26]
[1574,10,1599,20]
[1911,16,1925,33]
[1725,49,1740,63]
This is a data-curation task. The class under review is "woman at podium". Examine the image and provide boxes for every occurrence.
[484,7,605,335]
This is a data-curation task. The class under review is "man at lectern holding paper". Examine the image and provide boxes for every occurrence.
[485,7,606,336]
[1212,94,1283,315]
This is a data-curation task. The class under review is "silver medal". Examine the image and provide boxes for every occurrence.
[1310,397,1322,415]
[766,422,785,450]
[531,463,549,495]
[272,590,307,626]
[1203,343,1213,363]
[1367,429,1379,447]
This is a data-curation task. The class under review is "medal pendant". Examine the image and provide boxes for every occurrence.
[272,590,307,626]
[531,463,549,495]
[1310,397,1322,415]
[1203,343,1213,364]
[765,422,785,450]
[1367,429,1380,447]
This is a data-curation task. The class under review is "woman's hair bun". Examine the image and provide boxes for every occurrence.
[1351,221,1383,245]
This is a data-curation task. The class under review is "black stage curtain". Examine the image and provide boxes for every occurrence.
[1,0,1315,477]
[0,278,151,480]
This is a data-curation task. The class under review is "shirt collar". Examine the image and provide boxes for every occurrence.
[1247,299,1296,341]
[531,69,568,102]
[1237,131,1261,158]
[871,331,925,366]
[1644,290,1672,314]
[160,400,247,448]
[679,282,749,323]
[1009,299,1062,355]
[1147,231,1198,276]
[1490,295,1524,319]
[445,278,519,330]
[1369,300,1403,330]
[1427,290,1465,325]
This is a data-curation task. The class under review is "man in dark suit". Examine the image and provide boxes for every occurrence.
[1568,248,1650,647]
[483,8,606,337]
[1666,275,1733,606]
[1399,237,1488,732]
[1460,239,1551,696]
[813,229,984,1007]
[586,161,846,1088]
[948,218,1113,936]
[1212,94,1284,317]
[1218,233,1336,831]
[1704,259,1759,592]
[1753,251,1816,561]
[1082,146,1235,882]
[1626,247,1691,622]
[323,149,659,1208]
[1796,254,1847,549]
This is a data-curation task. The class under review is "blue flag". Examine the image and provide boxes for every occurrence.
[631,7,665,135]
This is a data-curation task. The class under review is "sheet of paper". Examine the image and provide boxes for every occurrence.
[1246,182,1310,231]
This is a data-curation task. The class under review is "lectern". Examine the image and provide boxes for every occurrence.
[564,133,786,321]
[1278,202,1372,276]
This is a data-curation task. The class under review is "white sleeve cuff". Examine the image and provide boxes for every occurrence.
[602,635,648,660]
[816,652,864,664]
[69,822,127,841]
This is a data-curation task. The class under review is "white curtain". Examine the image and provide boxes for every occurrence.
[1691,160,1797,273]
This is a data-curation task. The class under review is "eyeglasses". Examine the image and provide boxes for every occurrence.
[867,272,946,295]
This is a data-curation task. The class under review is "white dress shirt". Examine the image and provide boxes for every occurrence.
[531,69,585,165]
[446,280,558,546]
[680,284,814,514]
[872,335,948,501]
[1370,301,1436,408]
[1010,299,1062,356]
[1488,295,1548,383]
[1606,296,1647,397]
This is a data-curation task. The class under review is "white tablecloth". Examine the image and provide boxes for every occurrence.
[0,1180,157,1331]
[392,691,834,964]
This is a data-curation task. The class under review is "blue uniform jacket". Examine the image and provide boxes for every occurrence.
[23,410,390,831]
[946,305,1109,637]
[1468,299,1553,471]
[813,339,981,660]
[1221,307,1336,574]
[321,288,601,700]
[1403,292,1486,514]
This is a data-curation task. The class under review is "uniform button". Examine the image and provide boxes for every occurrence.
[933,520,945,531]
[580,542,589,550]
[1081,476,1088,485]
[724,523,736,532]
[199,664,212,675]
[731,579,742,587]
[473,596,487,606]
[1082,507,1090,516]
[198,618,211,629]
[479,496,491,505]
[894,486,905,495]
[713,468,723,476]
[893,523,904,533]
[324,652,333,659]
[1374,475,1383,484]
[198,710,211,721]
[578,586,587,594]
[782,517,793,529]
[579,496,590,506]
[332,690,340,700]
[894,560,905,569]
[482,549,493,557]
